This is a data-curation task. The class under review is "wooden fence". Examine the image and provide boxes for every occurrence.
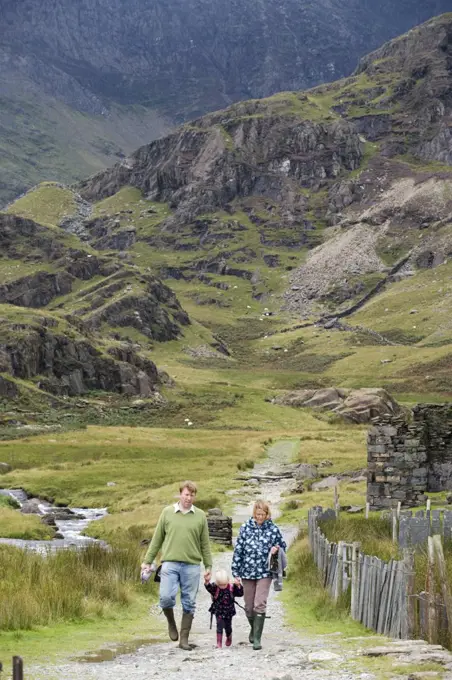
[308,507,452,648]
[308,507,413,638]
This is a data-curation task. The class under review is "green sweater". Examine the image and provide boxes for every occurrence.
[144,505,212,569]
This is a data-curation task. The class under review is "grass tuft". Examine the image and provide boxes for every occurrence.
[0,542,149,631]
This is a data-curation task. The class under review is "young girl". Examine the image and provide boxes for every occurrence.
[204,569,244,648]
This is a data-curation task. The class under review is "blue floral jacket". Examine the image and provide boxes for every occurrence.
[232,518,286,579]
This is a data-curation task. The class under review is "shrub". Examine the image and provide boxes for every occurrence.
[283,499,300,511]
[0,495,19,509]
[195,496,221,511]
[237,459,255,471]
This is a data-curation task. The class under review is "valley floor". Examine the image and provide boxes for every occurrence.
[15,441,452,680]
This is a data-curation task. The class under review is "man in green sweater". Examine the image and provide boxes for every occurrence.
[141,480,212,650]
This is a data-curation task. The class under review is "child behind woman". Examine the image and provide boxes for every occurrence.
[204,569,244,648]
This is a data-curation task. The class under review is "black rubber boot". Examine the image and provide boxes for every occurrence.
[253,613,265,651]
[162,607,179,641]
[179,611,194,650]
[246,615,255,644]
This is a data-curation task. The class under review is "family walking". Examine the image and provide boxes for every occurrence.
[141,481,287,651]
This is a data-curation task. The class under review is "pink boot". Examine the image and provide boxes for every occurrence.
[216,633,223,648]
[225,634,232,647]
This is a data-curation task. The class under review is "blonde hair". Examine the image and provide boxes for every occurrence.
[215,569,229,585]
[253,500,271,520]
[179,480,197,494]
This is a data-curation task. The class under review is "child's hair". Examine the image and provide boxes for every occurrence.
[215,569,229,585]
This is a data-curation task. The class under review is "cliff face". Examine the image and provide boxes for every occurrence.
[0,0,451,204]
[2,0,450,118]
[76,14,452,324]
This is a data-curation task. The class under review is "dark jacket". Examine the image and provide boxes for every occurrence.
[232,517,286,580]
[205,582,243,618]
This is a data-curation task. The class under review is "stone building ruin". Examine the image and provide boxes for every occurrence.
[367,404,452,511]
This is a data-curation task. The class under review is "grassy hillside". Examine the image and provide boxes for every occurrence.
[0,94,169,207]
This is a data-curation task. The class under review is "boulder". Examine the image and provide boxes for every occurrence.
[44,508,84,520]
[312,476,339,491]
[288,480,305,494]
[272,387,401,424]
[347,505,365,514]
[0,462,12,474]
[295,464,318,481]
[21,499,42,514]
[336,388,401,424]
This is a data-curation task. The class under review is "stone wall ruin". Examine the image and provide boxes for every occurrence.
[367,404,452,511]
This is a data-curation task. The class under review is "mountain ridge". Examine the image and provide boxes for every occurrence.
[1,0,451,205]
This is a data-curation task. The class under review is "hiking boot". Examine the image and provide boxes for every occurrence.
[216,632,223,648]
[179,611,194,650]
[225,634,232,647]
[246,615,254,644]
[162,607,178,641]
[253,613,265,651]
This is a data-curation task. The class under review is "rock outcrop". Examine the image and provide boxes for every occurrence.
[273,387,402,423]
[80,115,363,222]
[2,321,161,397]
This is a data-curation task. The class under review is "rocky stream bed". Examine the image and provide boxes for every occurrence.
[0,488,107,551]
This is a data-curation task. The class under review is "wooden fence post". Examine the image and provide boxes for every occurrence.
[365,502,370,519]
[12,657,23,680]
[427,536,437,645]
[432,535,452,648]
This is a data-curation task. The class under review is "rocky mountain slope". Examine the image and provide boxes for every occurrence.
[79,13,452,317]
[0,201,190,404]
[1,0,451,206]
[2,14,452,426]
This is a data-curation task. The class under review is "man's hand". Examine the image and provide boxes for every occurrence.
[204,569,211,583]
[141,562,157,573]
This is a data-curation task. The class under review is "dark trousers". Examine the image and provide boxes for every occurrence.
[216,615,232,636]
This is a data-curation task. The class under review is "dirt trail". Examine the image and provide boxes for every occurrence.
[28,441,442,680]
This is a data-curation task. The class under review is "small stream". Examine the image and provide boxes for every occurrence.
[0,488,107,552]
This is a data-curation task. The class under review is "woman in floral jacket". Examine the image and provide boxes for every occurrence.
[232,500,286,650]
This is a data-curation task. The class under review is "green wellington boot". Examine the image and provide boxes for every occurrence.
[246,615,255,644]
[162,607,179,641]
[253,613,265,651]
[178,611,194,650]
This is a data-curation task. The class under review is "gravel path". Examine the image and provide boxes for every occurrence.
[27,441,394,679]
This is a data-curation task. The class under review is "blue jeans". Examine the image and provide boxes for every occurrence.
[159,561,201,614]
